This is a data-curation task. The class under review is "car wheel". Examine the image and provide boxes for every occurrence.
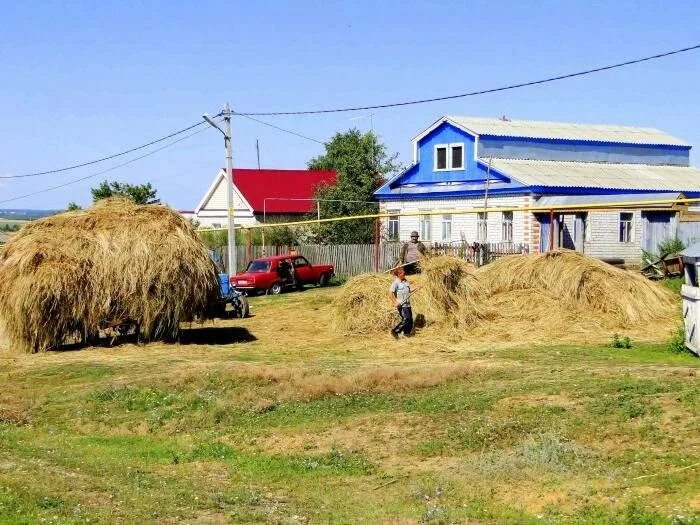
[269,282,283,295]
[318,273,330,287]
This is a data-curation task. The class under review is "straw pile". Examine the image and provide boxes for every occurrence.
[0,198,220,353]
[332,251,677,343]
[332,256,485,334]
[477,250,674,325]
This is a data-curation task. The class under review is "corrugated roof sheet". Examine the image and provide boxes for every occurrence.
[447,116,689,146]
[490,159,700,191]
[230,168,337,213]
[536,192,683,207]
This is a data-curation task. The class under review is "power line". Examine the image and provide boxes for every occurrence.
[1,120,208,179]
[0,123,216,205]
[235,44,700,116]
[234,113,327,145]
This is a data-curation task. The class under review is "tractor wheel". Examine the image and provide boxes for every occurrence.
[239,295,250,318]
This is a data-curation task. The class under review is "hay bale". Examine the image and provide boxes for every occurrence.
[0,198,220,353]
[476,250,675,325]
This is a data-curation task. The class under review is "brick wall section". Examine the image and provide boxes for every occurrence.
[584,210,642,263]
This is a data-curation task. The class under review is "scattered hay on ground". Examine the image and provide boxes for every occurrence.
[332,251,677,344]
[0,198,220,353]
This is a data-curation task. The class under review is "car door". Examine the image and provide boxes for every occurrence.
[293,256,313,284]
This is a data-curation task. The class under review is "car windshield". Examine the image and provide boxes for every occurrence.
[245,260,271,273]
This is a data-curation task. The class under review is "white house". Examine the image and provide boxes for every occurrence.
[184,168,337,228]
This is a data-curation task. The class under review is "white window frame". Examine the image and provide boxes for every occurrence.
[441,214,453,241]
[434,144,449,171]
[477,212,488,242]
[501,211,513,243]
[449,143,464,170]
[619,212,633,243]
[419,212,432,241]
[433,142,465,171]
[387,211,400,241]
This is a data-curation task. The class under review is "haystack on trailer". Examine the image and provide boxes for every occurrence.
[0,198,243,353]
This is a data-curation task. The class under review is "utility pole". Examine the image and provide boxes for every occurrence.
[203,103,237,274]
[256,139,261,169]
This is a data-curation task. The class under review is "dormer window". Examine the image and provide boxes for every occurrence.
[434,143,464,171]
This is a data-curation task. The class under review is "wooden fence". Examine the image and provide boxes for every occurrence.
[218,242,529,276]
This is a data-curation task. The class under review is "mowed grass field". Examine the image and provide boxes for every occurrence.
[0,286,698,524]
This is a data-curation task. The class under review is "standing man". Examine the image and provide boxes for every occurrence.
[399,231,427,274]
[388,267,419,338]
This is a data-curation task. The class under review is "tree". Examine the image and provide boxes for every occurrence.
[309,129,400,244]
[66,202,82,211]
[91,180,160,204]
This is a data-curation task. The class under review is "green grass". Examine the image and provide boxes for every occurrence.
[0,287,698,523]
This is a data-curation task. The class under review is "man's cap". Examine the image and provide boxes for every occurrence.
[410,231,419,237]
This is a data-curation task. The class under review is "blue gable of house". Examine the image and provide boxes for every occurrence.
[374,118,695,201]
[376,122,527,200]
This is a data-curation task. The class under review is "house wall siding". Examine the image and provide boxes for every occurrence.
[478,137,690,166]
[379,195,530,245]
[195,175,257,227]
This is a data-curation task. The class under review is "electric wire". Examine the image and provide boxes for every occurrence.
[0,122,217,205]
[235,44,700,116]
[2,120,208,179]
[234,113,327,145]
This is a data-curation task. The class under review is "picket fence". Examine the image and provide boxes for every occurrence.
[219,242,529,277]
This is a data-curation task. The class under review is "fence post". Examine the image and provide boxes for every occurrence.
[373,219,380,272]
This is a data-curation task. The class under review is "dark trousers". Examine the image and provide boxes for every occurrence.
[404,262,420,275]
[392,305,413,335]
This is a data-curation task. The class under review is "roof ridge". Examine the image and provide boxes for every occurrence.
[489,158,698,168]
[447,115,664,132]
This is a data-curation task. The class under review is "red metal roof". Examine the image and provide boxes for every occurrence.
[230,168,337,214]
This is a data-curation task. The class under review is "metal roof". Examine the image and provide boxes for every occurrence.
[681,242,700,259]
[446,116,689,146]
[490,159,700,191]
[536,192,683,208]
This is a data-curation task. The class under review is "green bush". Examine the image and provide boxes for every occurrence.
[610,333,632,349]
[658,237,685,256]
[668,323,688,354]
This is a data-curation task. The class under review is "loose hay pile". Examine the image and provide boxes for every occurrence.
[332,256,485,334]
[478,250,674,325]
[0,198,220,353]
[332,251,677,344]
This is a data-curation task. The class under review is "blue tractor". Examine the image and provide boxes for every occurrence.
[215,273,250,318]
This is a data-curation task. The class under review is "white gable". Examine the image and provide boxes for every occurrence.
[196,169,254,214]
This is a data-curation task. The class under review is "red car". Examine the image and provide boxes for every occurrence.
[230,254,335,295]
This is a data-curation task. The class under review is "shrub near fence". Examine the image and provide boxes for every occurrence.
[221,242,529,277]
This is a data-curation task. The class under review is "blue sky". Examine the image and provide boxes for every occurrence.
[1,0,699,210]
